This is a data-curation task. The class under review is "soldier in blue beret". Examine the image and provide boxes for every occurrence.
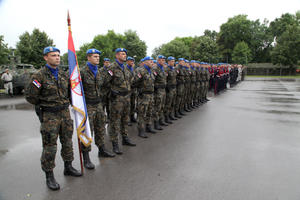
[126,56,137,125]
[26,46,81,190]
[101,48,136,154]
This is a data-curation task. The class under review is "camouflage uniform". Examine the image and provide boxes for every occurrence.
[135,65,155,130]
[104,61,132,142]
[25,66,73,172]
[200,69,206,102]
[189,67,197,106]
[152,64,167,122]
[184,67,191,109]
[164,65,177,116]
[195,67,201,104]
[80,65,106,152]
[127,65,137,120]
[175,65,185,112]
[204,69,210,99]
[101,66,111,119]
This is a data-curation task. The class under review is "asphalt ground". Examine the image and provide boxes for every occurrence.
[0,78,300,200]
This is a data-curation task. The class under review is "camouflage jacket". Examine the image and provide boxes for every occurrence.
[184,67,191,84]
[176,65,185,85]
[99,65,112,99]
[166,65,177,87]
[25,66,70,107]
[195,68,201,82]
[190,67,197,83]
[134,65,155,93]
[81,65,104,103]
[152,64,167,88]
[103,61,132,94]
[205,70,210,81]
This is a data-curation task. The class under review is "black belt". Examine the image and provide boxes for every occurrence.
[4,80,12,83]
[141,91,154,95]
[167,84,176,89]
[111,90,129,96]
[85,98,101,105]
[154,85,166,89]
[191,81,196,83]
[41,104,69,112]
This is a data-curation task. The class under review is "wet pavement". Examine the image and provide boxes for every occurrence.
[1,78,300,200]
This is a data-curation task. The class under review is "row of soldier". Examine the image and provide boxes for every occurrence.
[25,47,240,191]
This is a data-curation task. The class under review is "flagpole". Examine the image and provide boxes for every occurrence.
[68,11,84,175]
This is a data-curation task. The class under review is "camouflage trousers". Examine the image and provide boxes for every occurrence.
[175,84,185,111]
[203,81,209,98]
[189,83,196,104]
[199,82,205,100]
[195,82,201,102]
[130,90,137,116]
[137,93,153,129]
[108,94,130,142]
[81,103,106,152]
[183,83,191,106]
[40,108,74,172]
[164,87,176,116]
[153,88,166,121]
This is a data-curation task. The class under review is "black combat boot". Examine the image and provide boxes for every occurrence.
[165,115,173,124]
[159,118,168,126]
[112,141,123,155]
[184,105,191,112]
[122,136,136,146]
[169,113,177,120]
[45,171,60,190]
[154,120,163,130]
[146,124,156,134]
[128,121,132,126]
[138,127,148,138]
[179,109,186,116]
[98,145,116,157]
[82,151,95,169]
[205,97,210,101]
[63,161,82,177]
[130,114,137,123]
[174,111,182,118]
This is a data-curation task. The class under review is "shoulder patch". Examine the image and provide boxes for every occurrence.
[32,79,41,88]
[153,71,158,76]
[108,70,113,76]
[138,73,142,78]
[176,70,180,74]
[165,72,168,76]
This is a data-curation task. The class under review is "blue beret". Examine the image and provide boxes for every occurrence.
[157,55,166,59]
[153,60,157,63]
[178,58,184,61]
[143,56,152,61]
[43,46,60,55]
[167,56,175,61]
[185,60,189,63]
[140,58,144,62]
[115,48,127,54]
[190,60,196,63]
[127,56,135,61]
[104,58,110,61]
[175,61,178,64]
[86,48,101,55]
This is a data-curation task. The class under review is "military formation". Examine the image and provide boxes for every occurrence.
[25,46,243,191]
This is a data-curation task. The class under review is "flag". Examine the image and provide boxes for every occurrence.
[67,12,92,147]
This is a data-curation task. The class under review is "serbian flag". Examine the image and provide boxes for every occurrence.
[67,12,92,147]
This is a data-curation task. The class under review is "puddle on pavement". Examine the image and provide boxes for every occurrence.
[0,103,34,110]
[232,106,300,115]
[268,97,300,103]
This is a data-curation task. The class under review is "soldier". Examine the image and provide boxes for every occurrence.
[175,58,187,117]
[183,60,192,112]
[25,47,81,190]
[126,56,137,125]
[1,68,13,97]
[104,48,136,155]
[189,61,198,107]
[80,49,115,170]
[135,56,155,138]
[203,64,210,101]
[102,58,111,120]
[165,56,179,120]
[152,55,167,130]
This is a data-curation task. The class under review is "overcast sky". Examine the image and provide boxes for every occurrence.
[0,0,299,56]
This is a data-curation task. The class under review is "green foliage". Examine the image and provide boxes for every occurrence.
[190,36,220,63]
[232,41,252,64]
[0,35,9,65]
[123,30,147,63]
[271,25,300,67]
[204,29,218,41]
[153,39,190,59]
[77,30,146,66]
[16,28,54,67]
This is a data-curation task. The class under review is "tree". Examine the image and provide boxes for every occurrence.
[123,30,147,63]
[190,36,220,63]
[155,39,190,59]
[16,28,54,67]
[204,29,218,41]
[271,25,300,69]
[232,41,252,64]
[0,35,9,65]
